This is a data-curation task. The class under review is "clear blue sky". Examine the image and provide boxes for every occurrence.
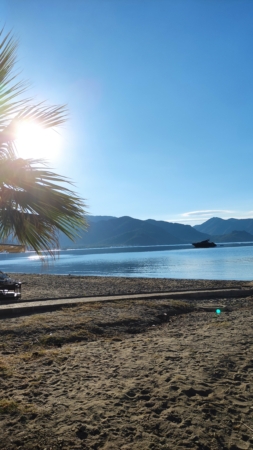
[2,0,253,225]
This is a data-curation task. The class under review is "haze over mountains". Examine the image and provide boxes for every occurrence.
[59,216,253,249]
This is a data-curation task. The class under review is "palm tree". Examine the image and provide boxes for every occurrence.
[0,29,87,256]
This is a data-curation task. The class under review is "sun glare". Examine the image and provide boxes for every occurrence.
[15,121,62,161]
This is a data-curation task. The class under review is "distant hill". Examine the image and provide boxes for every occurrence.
[213,230,253,243]
[86,215,116,224]
[58,215,210,249]
[146,219,209,243]
[194,217,253,235]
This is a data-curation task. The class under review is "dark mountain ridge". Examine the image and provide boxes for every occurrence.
[213,230,253,243]
[59,215,210,249]
[194,217,253,236]
[146,219,207,242]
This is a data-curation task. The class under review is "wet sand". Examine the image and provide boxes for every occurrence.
[0,275,253,449]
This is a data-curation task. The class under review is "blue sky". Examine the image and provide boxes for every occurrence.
[2,0,253,225]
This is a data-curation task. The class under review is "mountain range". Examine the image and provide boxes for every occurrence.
[194,217,253,236]
[58,216,253,249]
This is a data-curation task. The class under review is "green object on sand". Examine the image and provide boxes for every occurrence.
[216,309,221,315]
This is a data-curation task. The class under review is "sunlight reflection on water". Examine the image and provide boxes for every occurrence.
[28,255,42,260]
[0,245,252,280]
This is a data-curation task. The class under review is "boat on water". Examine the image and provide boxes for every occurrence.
[192,239,217,248]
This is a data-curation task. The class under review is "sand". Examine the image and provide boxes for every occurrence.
[0,274,253,449]
[7,273,248,301]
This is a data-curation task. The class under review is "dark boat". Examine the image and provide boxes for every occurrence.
[192,239,217,248]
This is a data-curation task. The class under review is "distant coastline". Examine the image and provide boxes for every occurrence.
[60,241,253,253]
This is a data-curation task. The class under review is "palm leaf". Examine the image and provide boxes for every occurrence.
[0,29,87,257]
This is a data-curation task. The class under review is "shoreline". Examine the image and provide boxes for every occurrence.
[7,273,250,301]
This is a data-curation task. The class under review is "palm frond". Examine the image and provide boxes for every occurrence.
[0,158,87,256]
[0,29,28,131]
[0,29,88,256]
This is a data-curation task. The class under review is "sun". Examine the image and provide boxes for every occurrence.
[15,121,62,161]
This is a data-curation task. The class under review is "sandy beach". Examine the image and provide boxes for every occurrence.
[0,274,253,449]
[7,273,249,301]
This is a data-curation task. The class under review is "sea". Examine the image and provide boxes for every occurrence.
[0,242,253,281]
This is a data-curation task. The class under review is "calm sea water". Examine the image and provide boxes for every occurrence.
[0,244,253,281]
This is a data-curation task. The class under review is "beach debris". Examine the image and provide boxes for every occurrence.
[242,422,253,433]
